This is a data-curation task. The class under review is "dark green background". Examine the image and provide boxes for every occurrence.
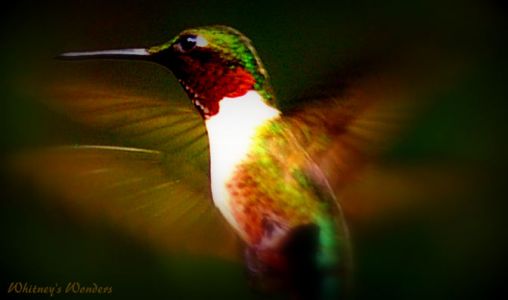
[1,0,506,299]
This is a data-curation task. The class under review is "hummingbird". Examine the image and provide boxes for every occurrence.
[15,25,416,299]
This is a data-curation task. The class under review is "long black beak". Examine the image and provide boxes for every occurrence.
[56,48,153,61]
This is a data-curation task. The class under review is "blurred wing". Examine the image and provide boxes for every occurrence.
[285,73,427,220]
[45,83,209,171]
[11,146,239,260]
[338,163,480,225]
[286,74,418,187]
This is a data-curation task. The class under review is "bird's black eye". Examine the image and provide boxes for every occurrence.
[175,35,198,52]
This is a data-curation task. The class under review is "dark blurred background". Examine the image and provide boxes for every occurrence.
[1,0,506,299]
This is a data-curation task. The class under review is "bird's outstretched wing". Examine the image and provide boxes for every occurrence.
[45,83,210,171]
[284,69,433,221]
[10,85,238,260]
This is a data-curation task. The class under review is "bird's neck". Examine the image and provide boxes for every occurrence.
[204,90,280,235]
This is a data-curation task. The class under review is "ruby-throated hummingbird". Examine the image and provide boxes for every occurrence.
[15,25,415,299]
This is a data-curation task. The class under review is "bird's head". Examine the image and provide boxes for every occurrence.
[59,25,274,118]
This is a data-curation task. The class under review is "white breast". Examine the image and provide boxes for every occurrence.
[204,90,280,237]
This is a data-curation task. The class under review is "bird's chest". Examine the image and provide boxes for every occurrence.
[204,91,281,243]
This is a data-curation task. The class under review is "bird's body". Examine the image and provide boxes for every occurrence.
[205,90,348,297]
[133,28,350,294]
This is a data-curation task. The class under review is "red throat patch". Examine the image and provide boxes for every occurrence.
[179,61,256,118]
